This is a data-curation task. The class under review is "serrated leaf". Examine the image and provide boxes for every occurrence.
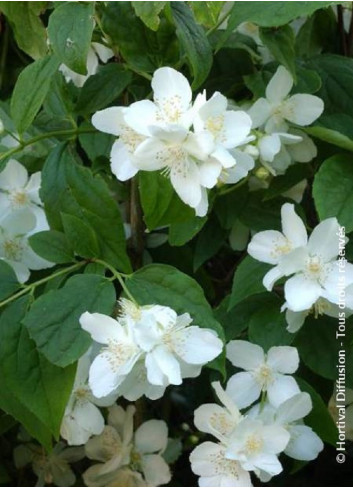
[23,274,116,367]
[47,2,95,75]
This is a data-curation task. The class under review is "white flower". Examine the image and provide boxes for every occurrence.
[117,359,168,401]
[0,159,48,230]
[190,441,252,487]
[278,218,353,311]
[133,305,223,387]
[84,404,171,487]
[249,392,323,461]
[248,203,308,290]
[14,442,84,487]
[0,209,53,282]
[226,340,300,408]
[79,311,142,398]
[60,353,118,446]
[248,66,324,133]
[225,417,290,477]
[60,42,114,87]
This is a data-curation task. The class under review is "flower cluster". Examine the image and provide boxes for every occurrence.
[92,66,253,216]
[79,299,223,401]
[248,203,353,331]
[190,341,323,487]
[0,159,53,282]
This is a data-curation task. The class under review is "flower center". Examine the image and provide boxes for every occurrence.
[120,126,144,153]
[210,412,235,437]
[9,190,28,207]
[209,448,242,478]
[245,434,263,455]
[254,363,273,388]
[102,340,136,373]
[272,238,292,258]
[156,95,183,123]
[205,115,225,140]
[3,238,23,260]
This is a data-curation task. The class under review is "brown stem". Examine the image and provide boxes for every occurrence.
[337,5,348,56]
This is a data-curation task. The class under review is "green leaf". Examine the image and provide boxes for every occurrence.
[101,2,155,72]
[259,25,296,80]
[168,216,207,247]
[218,1,339,49]
[191,2,225,28]
[295,316,340,379]
[193,217,226,271]
[132,1,167,31]
[126,264,225,375]
[11,55,60,134]
[239,191,285,231]
[23,274,116,368]
[249,296,295,350]
[297,377,337,446]
[139,172,194,230]
[76,64,132,114]
[0,261,19,301]
[0,297,75,440]
[229,256,271,310]
[40,144,132,273]
[306,123,353,152]
[313,154,353,232]
[296,8,337,58]
[47,2,95,75]
[0,2,47,59]
[29,230,74,264]
[171,2,213,88]
[78,122,114,161]
[61,213,100,259]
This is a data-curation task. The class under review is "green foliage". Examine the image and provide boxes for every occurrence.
[313,154,353,232]
[29,230,74,264]
[23,274,116,368]
[132,2,167,31]
[0,2,47,60]
[0,261,19,301]
[47,2,95,75]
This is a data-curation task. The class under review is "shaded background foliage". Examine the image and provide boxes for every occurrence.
[0,1,352,486]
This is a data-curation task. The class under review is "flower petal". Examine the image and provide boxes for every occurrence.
[266,66,293,103]
[135,419,168,454]
[88,354,124,398]
[248,230,289,265]
[263,265,283,290]
[307,217,340,261]
[285,425,323,460]
[284,94,324,126]
[124,100,158,136]
[281,203,308,248]
[110,140,138,181]
[146,345,182,385]
[284,274,322,311]
[276,392,312,424]
[266,346,299,374]
[141,454,171,486]
[79,312,123,344]
[258,134,281,162]
[0,159,28,190]
[170,158,202,208]
[92,107,126,136]
[226,371,262,409]
[226,340,264,369]
[173,326,223,365]
[267,374,300,408]
[152,67,192,116]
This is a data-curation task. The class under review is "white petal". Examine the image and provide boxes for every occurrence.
[247,453,283,476]
[91,42,114,63]
[279,247,308,276]
[211,146,236,169]
[92,107,126,136]
[308,218,340,261]
[194,404,236,440]
[226,340,264,369]
[0,159,28,190]
[284,274,322,311]
[79,312,123,344]
[248,230,289,265]
[146,345,182,385]
[173,326,223,365]
[110,140,138,181]
[4,259,30,283]
[226,371,262,409]
[195,186,208,217]
[285,308,308,333]
[276,392,312,424]
[88,354,123,398]
[25,172,42,205]
[141,454,171,486]
[285,425,324,460]
[222,149,254,184]
[261,424,291,453]
[222,111,252,148]
[198,160,222,188]
[281,203,308,247]
[135,420,168,454]
[124,100,158,136]
[247,98,271,129]
[133,137,169,171]
[1,208,36,235]
[266,66,293,103]
[267,374,300,408]
[258,134,281,162]
[287,130,317,162]
[263,266,283,291]
[170,158,202,208]
[284,94,324,126]
[152,67,192,115]
[21,245,53,271]
[266,346,299,374]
